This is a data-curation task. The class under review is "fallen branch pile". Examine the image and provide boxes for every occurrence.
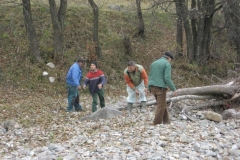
[129,78,240,113]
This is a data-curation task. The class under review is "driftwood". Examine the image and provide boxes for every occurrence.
[182,93,240,112]
[126,80,240,111]
[167,85,238,98]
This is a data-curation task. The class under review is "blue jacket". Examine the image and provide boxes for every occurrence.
[66,62,82,87]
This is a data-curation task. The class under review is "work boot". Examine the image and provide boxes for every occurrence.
[127,103,133,115]
[140,101,147,113]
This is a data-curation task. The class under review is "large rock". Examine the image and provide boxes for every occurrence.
[107,4,123,11]
[80,107,123,121]
[203,111,222,122]
[2,120,16,131]
[46,62,55,68]
[221,109,236,120]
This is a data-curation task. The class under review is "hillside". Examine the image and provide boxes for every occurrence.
[1,2,240,159]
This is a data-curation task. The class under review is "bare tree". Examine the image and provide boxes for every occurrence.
[22,0,42,63]
[134,0,145,38]
[222,0,240,62]
[174,0,222,64]
[180,0,194,61]
[195,0,216,64]
[49,0,67,62]
[88,0,102,59]
[175,0,183,55]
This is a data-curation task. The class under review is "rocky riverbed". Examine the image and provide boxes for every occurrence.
[1,97,240,160]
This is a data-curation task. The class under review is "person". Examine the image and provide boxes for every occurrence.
[124,61,148,114]
[148,51,177,125]
[66,59,85,112]
[83,61,106,112]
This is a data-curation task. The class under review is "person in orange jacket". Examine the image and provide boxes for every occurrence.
[124,61,148,114]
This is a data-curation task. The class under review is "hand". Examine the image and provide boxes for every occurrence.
[135,89,140,95]
[173,90,178,97]
[144,87,148,94]
[77,86,81,90]
[98,84,102,89]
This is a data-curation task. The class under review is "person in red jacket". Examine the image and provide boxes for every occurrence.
[83,61,106,112]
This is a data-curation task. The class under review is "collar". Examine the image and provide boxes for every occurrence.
[91,69,98,73]
[77,62,82,70]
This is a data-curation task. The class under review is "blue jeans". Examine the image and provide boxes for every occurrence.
[66,83,82,111]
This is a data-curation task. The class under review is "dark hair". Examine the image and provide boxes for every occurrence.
[77,59,85,63]
[127,61,136,66]
[90,61,98,68]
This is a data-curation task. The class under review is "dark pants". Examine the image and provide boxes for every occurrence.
[150,86,170,125]
[92,89,105,112]
[66,83,82,111]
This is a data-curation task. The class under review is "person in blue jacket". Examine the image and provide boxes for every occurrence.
[66,59,85,112]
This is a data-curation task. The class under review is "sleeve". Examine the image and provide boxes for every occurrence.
[83,73,90,86]
[164,64,176,91]
[124,72,135,89]
[99,71,106,85]
[72,67,80,86]
[140,68,148,87]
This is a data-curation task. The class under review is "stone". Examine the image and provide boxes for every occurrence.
[80,107,123,121]
[2,120,16,131]
[194,143,201,152]
[46,62,55,68]
[221,109,236,120]
[107,4,123,11]
[204,111,222,122]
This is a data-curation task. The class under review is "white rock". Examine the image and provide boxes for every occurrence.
[49,77,55,83]
[46,62,55,68]
[42,71,48,76]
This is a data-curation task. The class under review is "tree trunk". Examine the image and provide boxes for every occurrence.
[123,35,132,55]
[49,0,67,62]
[88,0,102,59]
[135,0,145,38]
[175,0,183,54]
[181,0,194,61]
[222,0,240,62]
[167,84,238,98]
[22,0,41,63]
[196,0,215,64]
[191,0,197,61]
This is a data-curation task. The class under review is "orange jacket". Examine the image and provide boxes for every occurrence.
[124,64,148,89]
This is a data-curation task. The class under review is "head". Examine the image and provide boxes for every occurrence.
[127,61,136,72]
[77,59,85,67]
[90,61,97,71]
[163,51,174,62]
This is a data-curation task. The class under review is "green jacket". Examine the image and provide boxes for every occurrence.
[148,57,176,91]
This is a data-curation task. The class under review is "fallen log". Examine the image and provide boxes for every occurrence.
[121,83,240,110]
[182,93,240,113]
[167,85,238,98]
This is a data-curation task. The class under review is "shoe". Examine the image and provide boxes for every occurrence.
[76,109,85,112]
[140,101,147,113]
[66,109,74,113]
[127,103,133,115]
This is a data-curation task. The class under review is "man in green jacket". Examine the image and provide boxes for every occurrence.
[149,51,177,125]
